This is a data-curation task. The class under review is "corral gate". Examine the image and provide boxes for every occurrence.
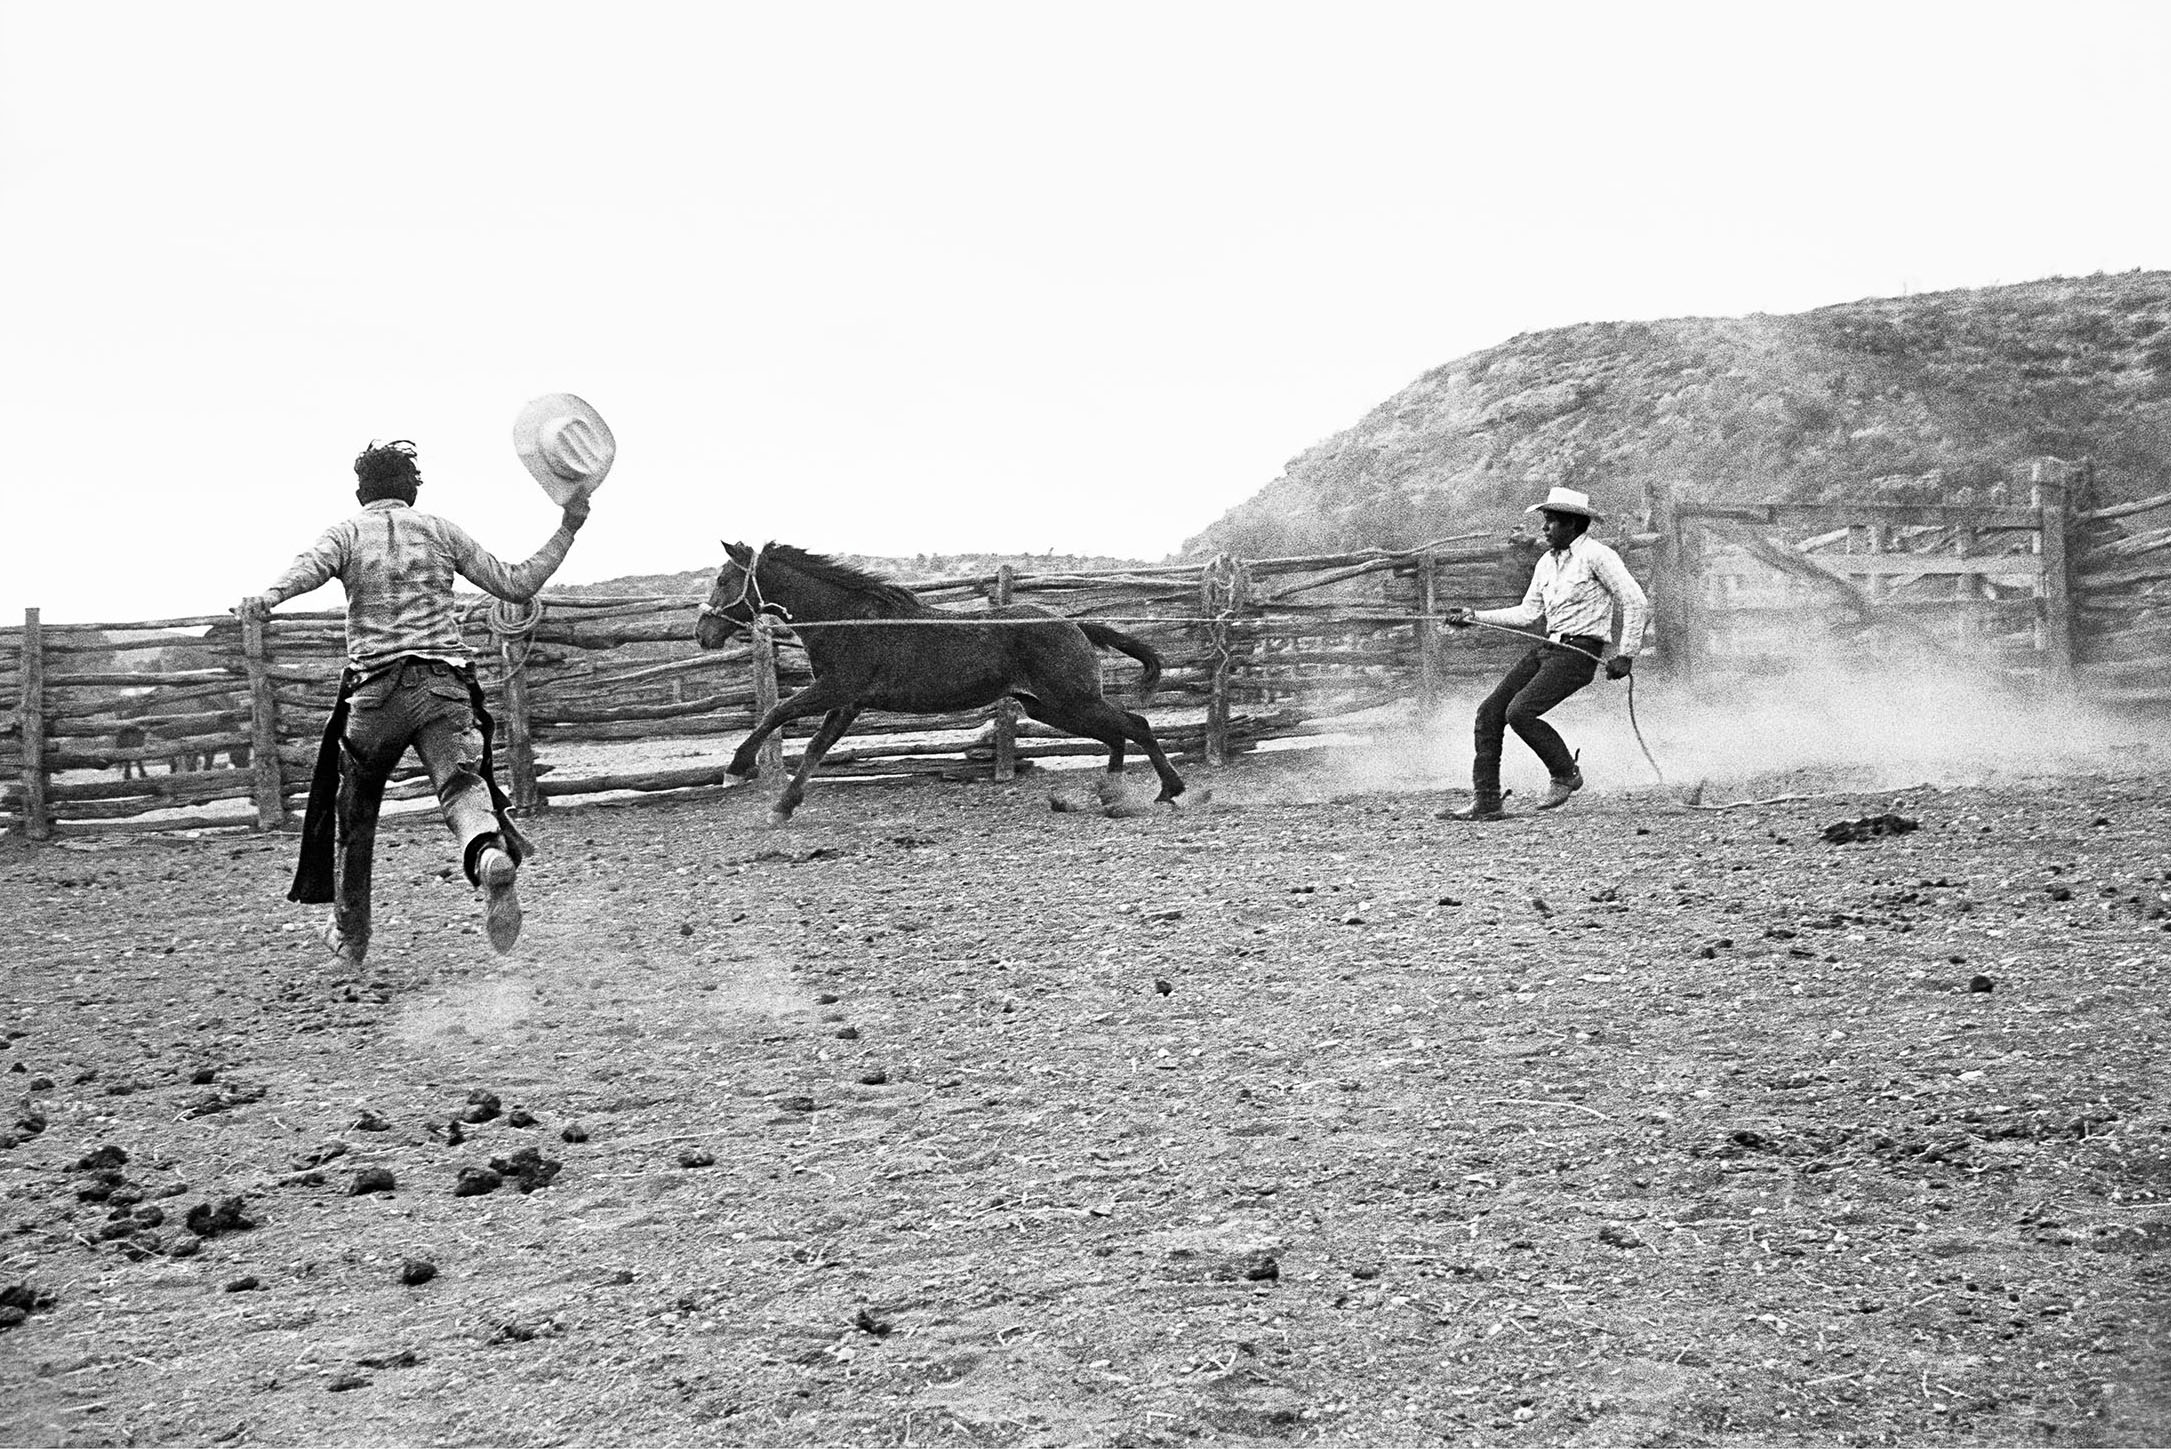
[1646,466,2079,687]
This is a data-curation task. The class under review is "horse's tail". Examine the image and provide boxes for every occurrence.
[1078,622,1163,692]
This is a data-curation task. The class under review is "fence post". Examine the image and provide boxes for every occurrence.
[750,615,785,776]
[490,601,543,812]
[1204,556,1248,766]
[239,604,288,830]
[19,608,48,841]
[1200,558,1227,765]
[991,564,1018,781]
[1417,548,1441,717]
[2033,464,2077,692]
[1648,486,1695,683]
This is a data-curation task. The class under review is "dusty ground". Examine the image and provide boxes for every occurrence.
[3,738,2170,1447]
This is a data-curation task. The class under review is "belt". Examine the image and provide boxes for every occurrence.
[1547,632,1605,650]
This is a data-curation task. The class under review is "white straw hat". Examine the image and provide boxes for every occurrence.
[513,394,616,506]
[1524,485,1604,521]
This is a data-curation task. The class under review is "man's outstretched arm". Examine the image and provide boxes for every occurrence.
[249,524,353,615]
[447,498,590,603]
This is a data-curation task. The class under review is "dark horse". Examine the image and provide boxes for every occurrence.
[694,542,1185,823]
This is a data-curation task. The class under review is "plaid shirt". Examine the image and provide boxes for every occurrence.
[264,501,576,678]
[1475,534,1650,656]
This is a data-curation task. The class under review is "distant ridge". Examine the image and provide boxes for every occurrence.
[1186,271,2171,557]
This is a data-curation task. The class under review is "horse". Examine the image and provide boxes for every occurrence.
[694,542,1185,824]
[112,721,251,779]
[115,724,149,780]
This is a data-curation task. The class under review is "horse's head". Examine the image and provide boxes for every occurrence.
[695,540,767,650]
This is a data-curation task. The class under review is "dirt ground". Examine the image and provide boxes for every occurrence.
[3,735,2170,1448]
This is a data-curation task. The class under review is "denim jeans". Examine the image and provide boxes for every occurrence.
[332,659,501,953]
[1472,641,1599,796]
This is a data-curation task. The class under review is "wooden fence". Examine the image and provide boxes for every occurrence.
[7,455,2166,841]
[0,534,1615,839]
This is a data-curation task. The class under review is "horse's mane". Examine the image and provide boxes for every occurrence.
[760,543,927,616]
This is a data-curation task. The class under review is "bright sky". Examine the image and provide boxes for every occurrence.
[2,1,2165,624]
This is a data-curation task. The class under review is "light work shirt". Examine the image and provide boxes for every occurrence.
[263,500,576,678]
[1475,534,1650,656]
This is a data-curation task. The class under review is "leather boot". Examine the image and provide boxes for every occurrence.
[1537,769,1584,811]
[1439,791,1506,822]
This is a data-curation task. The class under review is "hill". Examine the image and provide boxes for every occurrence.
[1186,271,2171,557]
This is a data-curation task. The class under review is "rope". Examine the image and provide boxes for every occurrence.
[487,596,545,637]
[737,610,1446,629]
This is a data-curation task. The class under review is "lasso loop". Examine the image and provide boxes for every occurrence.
[488,596,545,638]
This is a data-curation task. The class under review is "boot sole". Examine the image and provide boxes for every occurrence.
[480,851,523,954]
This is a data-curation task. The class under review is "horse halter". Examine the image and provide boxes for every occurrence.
[698,544,793,627]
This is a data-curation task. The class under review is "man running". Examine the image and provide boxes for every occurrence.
[246,439,590,962]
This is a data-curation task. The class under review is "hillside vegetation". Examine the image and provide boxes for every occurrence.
[1188,271,2171,558]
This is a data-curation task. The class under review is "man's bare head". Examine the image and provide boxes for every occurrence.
[354,440,422,506]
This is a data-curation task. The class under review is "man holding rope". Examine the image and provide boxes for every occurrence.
[245,431,598,963]
[1440,485,1648,821]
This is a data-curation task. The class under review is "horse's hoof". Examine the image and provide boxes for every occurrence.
[766,809,792,829]
[723,771,755,789]
[1165,788,1210,810]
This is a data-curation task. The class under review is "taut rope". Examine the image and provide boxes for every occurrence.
[692,590,1671,785]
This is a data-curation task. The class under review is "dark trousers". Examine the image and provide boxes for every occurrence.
[333,660,502,953]
[1472,641,1600,796]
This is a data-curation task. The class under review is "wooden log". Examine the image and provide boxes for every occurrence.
[19,612,236,633]
[2036,477,2077,690]
[42,789,264,821]
[18,609,47,840]
[239,604,287,830]
[532,716,758,743]
[2085,682,2171,705]
[2077,522,2171,561]
[58,707,250,737]
[531,618,704,649]
[1798,554,2043,579]
[45,767,256,802]
[1230,648,1417,667]
[2076,656,2171,682]
[534,593,704,611]
[992,564,1018,782]
[497,624,542,812]
[2080,490,2171,524]
[44,668,238,688]
[2077,556,2171,591]
[1647,486,1693,683]
[1415,549,1442,718]
[537,651,750,690]
[538,762,753,798]
[1203,558,1233,766]
[1675,502,2042,528]
[530,689,763,725]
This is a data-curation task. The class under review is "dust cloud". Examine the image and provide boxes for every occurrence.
[1298,657,2158,803]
